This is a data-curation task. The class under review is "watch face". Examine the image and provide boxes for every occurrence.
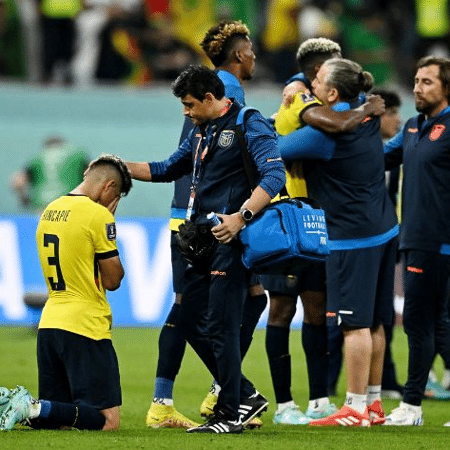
[242,209,253,221]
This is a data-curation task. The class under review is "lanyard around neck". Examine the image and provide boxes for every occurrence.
[186,122,217,220]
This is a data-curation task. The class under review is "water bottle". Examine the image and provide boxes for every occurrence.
[207,212,222,226]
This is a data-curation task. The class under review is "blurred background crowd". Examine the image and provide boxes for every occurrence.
[1,0,450,90]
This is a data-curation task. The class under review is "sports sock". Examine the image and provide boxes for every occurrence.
[155,303,186,381]
[402,402,422,413]
[29,399,44,419]
[30,401,106,430]
[308,397,329,411]
[301,322,329,400]
[345,392,367,414]
[276,400,296,414]
[441,369,450,390]
[366,385,382,405]
[211,380,221,396]
[327,324,344,395]
[153,377,174,405]
[428,369,438,383]
[266,324,292,404]
[240,293,267,359]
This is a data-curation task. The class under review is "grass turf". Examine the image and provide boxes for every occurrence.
[1,326,449,449]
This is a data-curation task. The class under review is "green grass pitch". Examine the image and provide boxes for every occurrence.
[1,326,449,449]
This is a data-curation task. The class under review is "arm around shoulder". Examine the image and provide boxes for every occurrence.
[302,105,365,133]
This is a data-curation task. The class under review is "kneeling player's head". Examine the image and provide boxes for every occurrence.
[87,154,133,198]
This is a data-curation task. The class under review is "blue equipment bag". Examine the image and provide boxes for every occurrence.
[239,197,330,273]
[235,106,330,273]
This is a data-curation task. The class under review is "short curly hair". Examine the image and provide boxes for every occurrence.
[200,20,251,67]
[296,38,341,79]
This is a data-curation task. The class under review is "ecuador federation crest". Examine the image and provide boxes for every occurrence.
[218,130,235,148]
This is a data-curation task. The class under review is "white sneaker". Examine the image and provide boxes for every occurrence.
[444,420,450,427]
[0,386,34,430]
[0,387,11,416]
[384,402,423,426]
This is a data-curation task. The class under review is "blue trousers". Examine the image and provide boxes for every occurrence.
[178,241,253,419]
[403,250,450,406]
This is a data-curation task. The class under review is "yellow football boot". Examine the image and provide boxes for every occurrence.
[146,402,200,429]
[199,392,218,418]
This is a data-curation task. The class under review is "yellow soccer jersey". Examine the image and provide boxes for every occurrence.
[275,91,321,198]
[36,195,119,340]
[275,91,321,136]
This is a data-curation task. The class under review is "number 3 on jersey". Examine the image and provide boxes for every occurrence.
[44,233,66,290]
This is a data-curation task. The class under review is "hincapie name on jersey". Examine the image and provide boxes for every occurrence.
[41,209,71,222]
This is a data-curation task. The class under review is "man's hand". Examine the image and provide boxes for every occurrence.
[106,196,120,215]
[211,212,245,243]
[364,94,386,117]
[282,80,309,107]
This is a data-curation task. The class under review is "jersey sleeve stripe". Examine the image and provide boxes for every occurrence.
[95,249,119,260]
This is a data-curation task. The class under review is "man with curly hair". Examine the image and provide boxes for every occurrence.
[144,21,269,430]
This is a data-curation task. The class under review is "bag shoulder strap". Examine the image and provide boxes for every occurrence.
[236,106,259,190]
[236,106,259,127]
[237,106,289,197]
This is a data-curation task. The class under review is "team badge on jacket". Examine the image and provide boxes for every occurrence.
[429,124,446,141]
[218,130,235,148]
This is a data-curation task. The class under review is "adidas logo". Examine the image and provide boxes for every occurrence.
[335,416,370,427]
[210,422,230,433]
[238,404,252,414]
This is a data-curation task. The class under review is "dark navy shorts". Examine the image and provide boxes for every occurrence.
[259,262,326,297]
[37,329,122,409]
[326,238,397,328]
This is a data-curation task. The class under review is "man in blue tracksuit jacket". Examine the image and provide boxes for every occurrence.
[383,56,450,426]
[127,65,285,434]
[149,21,269,430]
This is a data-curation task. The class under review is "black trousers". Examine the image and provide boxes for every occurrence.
[402,250,450,405]
[178,241,254,419]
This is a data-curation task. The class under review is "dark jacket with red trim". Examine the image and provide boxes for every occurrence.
[385,106,450,254]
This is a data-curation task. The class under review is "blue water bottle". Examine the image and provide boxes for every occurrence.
[207,212,222,226]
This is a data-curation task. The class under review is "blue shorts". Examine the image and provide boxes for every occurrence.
[259,262,326,297]
[326,238,397,328]
[37,329,122,409]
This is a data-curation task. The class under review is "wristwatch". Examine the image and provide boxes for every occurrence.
[240,208,254,222]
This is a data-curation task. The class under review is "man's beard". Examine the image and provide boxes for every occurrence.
[415,99,435,115]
